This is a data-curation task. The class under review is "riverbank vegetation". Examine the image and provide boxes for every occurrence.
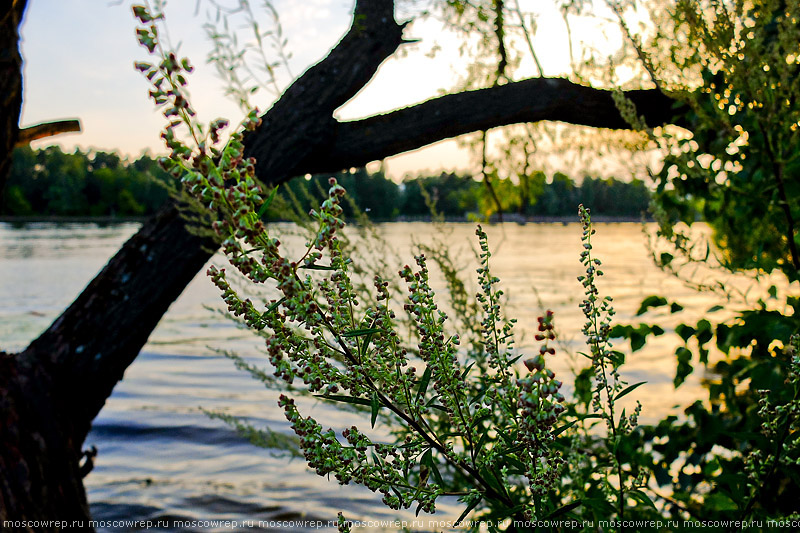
[2,145,650,220]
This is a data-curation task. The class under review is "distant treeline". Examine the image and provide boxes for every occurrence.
[2,146,172,217]
[2,146,651,219]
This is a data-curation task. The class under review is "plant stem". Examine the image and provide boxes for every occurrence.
[757,121,800,272]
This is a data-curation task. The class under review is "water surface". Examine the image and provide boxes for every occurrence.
[0,221,741,531]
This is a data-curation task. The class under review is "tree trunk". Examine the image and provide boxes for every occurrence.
[0,0,27,204]
[0,0,683,527]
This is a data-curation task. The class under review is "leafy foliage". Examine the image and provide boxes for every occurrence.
[132,1,800,530]
[649,0,800,282]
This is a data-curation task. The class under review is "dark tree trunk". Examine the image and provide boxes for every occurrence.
[0,0,27,203]
[0,0,684,528]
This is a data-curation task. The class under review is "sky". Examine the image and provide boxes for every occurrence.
[18,0,606,180]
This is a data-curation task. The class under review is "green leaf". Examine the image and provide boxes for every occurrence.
[315,394,371,407]
[256,186,278,218]
[475,428,491,451]
[552,414,603,437]
[454,496,483,527]
[705,492,738,511]
[426,402,448,413]
[508,353,524,364]
[342,327,382,338]
[629,489,657,510]
[299,263,336,270]
[544,500,582,519]
[460,361,475,380]
[614,381,647,401]
[674,346,693,387]
[415,365,432,405]
[370,392,380,428]
[636,295,668,315]
[675,323,696,342]
[360,331,375,357]
[609,350,625,368]
[264,297,286,315]
[492,503,527,521]
[630,331,646,352]
[420,448,443,486]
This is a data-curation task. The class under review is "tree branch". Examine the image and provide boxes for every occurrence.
[16,119,82,146]
[290,78,683,176]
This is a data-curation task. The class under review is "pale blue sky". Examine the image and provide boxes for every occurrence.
[18,1,586,179]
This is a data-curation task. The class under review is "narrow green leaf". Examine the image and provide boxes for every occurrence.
[265,297,286,314]
[544,500,582,519]
[315,394,371,407]
[454,496,483,527]
[508,353,524,364]
[420,448,433,467]
[475,430,490,453]
[370,392,380,428]
[493,503,527,521]
[460,361,475,380]
[415,365,432,405]
[498,430,515,446]
[552,414,603,437]
[299,263,336,270]
[415,500,425,517]
[629,489,657,510]
[343,327,382,338]
[477,467,508,500]
[614,381,647,401]
[360,331,375,357]
[256,186,278,219]
[500,455,527,474]
[422,450,443,486]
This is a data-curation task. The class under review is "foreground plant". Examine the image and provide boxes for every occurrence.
[134,4,579,525]
[211,187,574,524]
[135,3,794,530]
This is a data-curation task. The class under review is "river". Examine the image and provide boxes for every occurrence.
[0,220,745,531]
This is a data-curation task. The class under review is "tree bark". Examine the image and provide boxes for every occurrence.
[0,0,684,527]
[0,0,27,203]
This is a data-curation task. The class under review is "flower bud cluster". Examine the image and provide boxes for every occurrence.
[400,256,469,433]
[516,311,566,495]
[474,226,516,367]
[578,205,624,422]
[279,395,439,512]
[746,340,800,479]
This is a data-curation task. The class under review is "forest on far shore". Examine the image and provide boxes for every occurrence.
[1,145,652,220]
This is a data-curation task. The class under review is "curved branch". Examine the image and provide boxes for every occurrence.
[289,78,683,176]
